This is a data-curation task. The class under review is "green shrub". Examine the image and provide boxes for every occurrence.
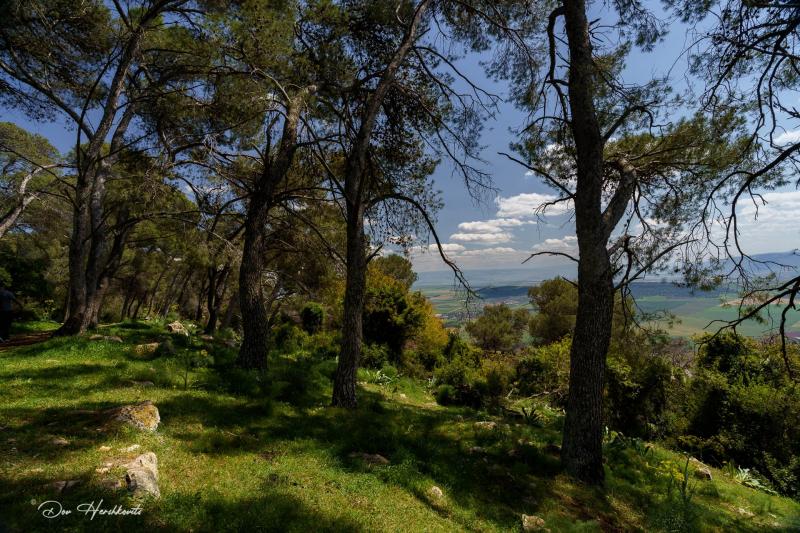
[271,319,308,352]
[435,384,456,405]
[300,302,325,334]
[269,354,327,407]
[515,337,570,402]
[361,343,390,369]
[605,350,674,439]
[304,330,340,359]
[474,359,514,408]
[669,335,800,497]
[156,339,176,357]
[433,353,513,409]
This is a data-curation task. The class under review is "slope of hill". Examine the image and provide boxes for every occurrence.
[1,321,798,532]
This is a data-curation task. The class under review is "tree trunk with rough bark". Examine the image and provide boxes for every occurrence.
[236,205,271,369]
[220,289,238,331]
[205,264,230,335]
[559,0,618,485]
[58,174,92,335]
[235,86,313,369]
[332,206,366,408]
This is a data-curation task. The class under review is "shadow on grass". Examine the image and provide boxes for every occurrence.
[0,401,156,463]
[152,385,562,530]
[0,474,365,533]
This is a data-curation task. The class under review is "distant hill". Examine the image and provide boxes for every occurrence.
[472,282,732,303]
[414,251,800,290]
[724,251,800,279]
[475,286,529,299]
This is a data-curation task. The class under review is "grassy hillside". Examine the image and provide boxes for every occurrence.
[1,321,799,532]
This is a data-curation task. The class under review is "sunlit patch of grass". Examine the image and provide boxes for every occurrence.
[9,319,60,334]
[0,320,799,532]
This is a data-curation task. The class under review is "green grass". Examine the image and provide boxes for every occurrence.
[1,322,799,532]
[9,319,62,334]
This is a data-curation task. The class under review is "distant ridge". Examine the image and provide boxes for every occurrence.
[474,283,731,301]
[413,251,799,289]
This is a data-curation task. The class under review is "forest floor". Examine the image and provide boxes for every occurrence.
[1,320,799,532]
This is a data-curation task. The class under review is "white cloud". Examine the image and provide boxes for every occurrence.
[773,130,800,146]
[409,243,465,254]
[532,235,578,251]
[739,190,800,224]
[456,218,527,233]
[459,247,517,256]
[495,192,573,218]
[449,232,513,244]
[698,189,800,255]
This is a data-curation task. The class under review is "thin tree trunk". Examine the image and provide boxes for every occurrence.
[0,194,35,239]
[332,207,366,408]
[146,262,169,318]
[175,270,193,315]
[220,289,238,331]
[132,297,142,319]
[159,268,183,317]
[328,2,429,408]
[205,264,230,334]
[121,286,132,321]
[0,165,59,239]
[195,275,208,322]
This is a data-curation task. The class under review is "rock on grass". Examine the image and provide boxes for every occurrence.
[348,452,390,466]
[522,514,549,532]
[106,401,160,431]
[125,452,160,498]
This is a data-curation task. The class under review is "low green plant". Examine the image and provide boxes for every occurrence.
[657,455,698,531]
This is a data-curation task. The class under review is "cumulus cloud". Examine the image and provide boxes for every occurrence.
[456,218,527,233]
[459,247,517,256]
[495,192,573,218]
[773,130,800,146]
[738,190,800,233]
[449,232,513,244]
[532,235,578,251]
[409,242,465,254]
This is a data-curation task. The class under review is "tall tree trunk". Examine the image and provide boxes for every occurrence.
[220,289,238,331]
[121,286,132,321]
[57,174,92,335]
[559,0,614,484]
[327,2,429,408]
[195,275,208,322]
[236,208,270,369]
[561,239,613,483]
[205,264,230,334]
[235,85,313,368]
[132,297,142,319]
[332,207,366,408]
